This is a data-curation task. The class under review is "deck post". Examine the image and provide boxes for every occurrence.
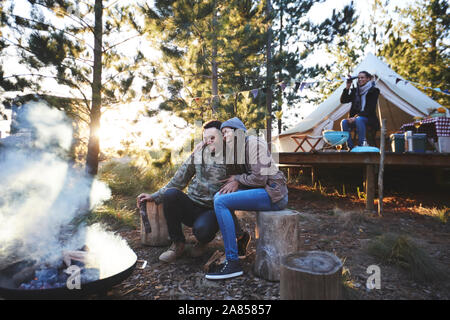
[365,164,375,211]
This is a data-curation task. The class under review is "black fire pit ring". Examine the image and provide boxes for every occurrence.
[0,256,137,300]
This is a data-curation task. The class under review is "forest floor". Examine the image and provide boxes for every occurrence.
[102,168,450,300]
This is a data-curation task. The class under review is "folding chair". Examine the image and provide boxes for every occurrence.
[291,135,324,152]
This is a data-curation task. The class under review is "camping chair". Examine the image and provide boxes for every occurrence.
[291,135,324,152]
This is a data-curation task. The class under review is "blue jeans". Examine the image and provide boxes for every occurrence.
[341,116,368,149]
[214,189,288,261]
[162,188,242,244]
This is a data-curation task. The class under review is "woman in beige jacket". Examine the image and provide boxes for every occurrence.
[205,117,288,280]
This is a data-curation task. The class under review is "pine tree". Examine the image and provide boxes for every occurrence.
[1,0,152,174]
[141,0,267,129]
[380,0,449,107]
[270,0,357,132]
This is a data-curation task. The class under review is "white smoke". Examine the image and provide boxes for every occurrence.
[71,224,137,279]
[0,102,135,275]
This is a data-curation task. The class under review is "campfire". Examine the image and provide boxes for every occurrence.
[16,247,99,290]
[0,224,138,298]
[0,102,137,298]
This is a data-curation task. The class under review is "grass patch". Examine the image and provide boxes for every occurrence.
[415,206,449,224]
[85,157,178,230]
[88,204,136,230]
[335,208,372,229]
[367,233,447,284]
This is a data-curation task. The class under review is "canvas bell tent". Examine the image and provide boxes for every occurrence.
[273,53,443,152]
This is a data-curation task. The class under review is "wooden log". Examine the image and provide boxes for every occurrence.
[140,202,171,246]
[280,251,343,300]
[253,209,301,281]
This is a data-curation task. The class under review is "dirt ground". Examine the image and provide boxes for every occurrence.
[102,177,450,300]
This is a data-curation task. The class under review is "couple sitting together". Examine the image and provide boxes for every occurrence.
[137,117,288,280]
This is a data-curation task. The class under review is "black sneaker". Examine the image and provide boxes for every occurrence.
[205,260,243,280]
[237,231,251,258]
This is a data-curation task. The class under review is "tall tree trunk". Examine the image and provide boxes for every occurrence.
[86,0,103,176]
[266,0,273,151]
[211,0,219,115]
[277,1,284,135]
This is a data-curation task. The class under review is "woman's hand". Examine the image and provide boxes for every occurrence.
[347,117,356,124]
[219,176,239,194]
[346,74,352,89]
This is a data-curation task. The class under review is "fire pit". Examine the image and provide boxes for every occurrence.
[0,224,138,299]
[0,248,137,299]
[0,102,139,299]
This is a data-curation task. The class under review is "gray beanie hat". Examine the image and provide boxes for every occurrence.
[220,117,247,132]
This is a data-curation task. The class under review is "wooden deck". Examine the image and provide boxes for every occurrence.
[275,152,450,211]
[276,152,450,167]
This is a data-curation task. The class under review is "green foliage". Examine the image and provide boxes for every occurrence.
[367,233,448,283]
[141,0,357,131]
[90,158,179,229]
[379,0,450,107]
[87,204,137,230]
[271,0,357,127]
[141,0,267,126]
[357,187,367,200]
[416,206,449,224]
[1,0,156,173]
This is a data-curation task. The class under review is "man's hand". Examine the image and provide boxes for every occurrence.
[137,193,155,207]
[219,176,239,194]
[193,141,205,153]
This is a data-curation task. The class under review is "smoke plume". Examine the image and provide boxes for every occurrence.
[0,102,135,275]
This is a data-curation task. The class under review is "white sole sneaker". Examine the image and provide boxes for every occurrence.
[205,270,243,280]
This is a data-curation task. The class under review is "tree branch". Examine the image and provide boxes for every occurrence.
[33,1,95,35]
[2,73,92,113]
[103,33,143,53]
[5,13,95,51]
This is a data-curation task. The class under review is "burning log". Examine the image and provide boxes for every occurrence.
[12,266,35,287]
[62,250,88,267]
[14,246,101,290]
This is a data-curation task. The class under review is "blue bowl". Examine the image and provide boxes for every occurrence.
[322,130,350,146]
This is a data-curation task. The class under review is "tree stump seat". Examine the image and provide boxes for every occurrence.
[280,251,343,300]
[252,209,301,282]
[140,202,171,247]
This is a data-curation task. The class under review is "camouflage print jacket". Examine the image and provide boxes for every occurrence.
[150,149,227,208]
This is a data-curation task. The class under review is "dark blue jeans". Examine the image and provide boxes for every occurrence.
[214,189,288,261]
[162,188,242,244]
[341,116,368,149]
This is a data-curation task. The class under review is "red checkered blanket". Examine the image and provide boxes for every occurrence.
[400,116,450,138]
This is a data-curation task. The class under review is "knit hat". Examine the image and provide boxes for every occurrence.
[220,117,247,132]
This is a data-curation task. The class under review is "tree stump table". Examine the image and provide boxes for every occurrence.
[280,251,343,300]
[140,201,170,246]
[253,209,301,281]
